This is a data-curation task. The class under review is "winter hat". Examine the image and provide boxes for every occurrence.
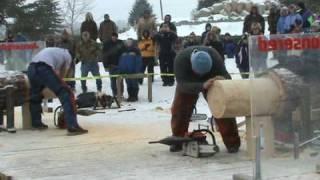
[191,50,213,75]
[311,20,320,32]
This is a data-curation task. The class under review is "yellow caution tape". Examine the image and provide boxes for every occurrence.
[63,72,251,81]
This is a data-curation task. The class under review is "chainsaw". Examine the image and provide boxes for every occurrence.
[149,129,219,158]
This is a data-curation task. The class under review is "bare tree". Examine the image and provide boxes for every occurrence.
[63,0,94,35]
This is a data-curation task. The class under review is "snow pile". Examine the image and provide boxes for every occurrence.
[193,0,279,21]
[119,21,269,39]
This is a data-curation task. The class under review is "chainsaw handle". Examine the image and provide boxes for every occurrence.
[190,129,218,150]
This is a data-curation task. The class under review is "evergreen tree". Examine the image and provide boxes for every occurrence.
[13,0,62,40]
[0,0,25,17]
[197,0,221,10]
[128,0,153,26]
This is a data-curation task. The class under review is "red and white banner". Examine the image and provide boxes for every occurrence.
[0,41,45,71]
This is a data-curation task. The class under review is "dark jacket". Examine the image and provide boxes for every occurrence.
[201,23,212,44]
[243,12,265,34]
[235,42,249,71]
[118,47,142,74]
[102,39,125,68]
[223,40,237,58]
[81,20,98,40]
[268,10,280,34]
[160,22,177,33]
[183,39,199,49]
[204,40,225,60]
[99,20,117,42]
[174,46,230,94]
[154,31,177,54]
[298,8,314,29]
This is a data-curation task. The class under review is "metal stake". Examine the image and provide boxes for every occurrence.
[255,124,262,180]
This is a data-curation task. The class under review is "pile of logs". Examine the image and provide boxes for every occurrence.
[0,72,29,109]
[194,0,279,19]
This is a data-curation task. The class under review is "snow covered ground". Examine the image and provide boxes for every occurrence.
[1,57,319,179]
[72,58,242,121]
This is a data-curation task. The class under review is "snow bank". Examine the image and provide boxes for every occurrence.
[119,21,269,39]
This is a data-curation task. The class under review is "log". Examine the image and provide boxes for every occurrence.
[207,78,280,118]
[207,69,303,118]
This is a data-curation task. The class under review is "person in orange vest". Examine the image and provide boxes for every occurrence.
[138,29,155,84]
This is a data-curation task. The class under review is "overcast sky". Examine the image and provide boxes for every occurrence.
[26,0,198,22]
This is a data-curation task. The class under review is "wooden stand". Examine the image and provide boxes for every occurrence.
[147,75,152,102]
[246,116,275,159]
[207,69,303,157]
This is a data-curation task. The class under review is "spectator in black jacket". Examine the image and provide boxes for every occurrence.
[154,23,178,86]
[243,5,265,34]
[204,31,225,61]
[235,35,249,79]
[102,33,125,96]
[80,12,98,41]
[201,23,212,44]
[183,32,199,48]
[159,14,177,33]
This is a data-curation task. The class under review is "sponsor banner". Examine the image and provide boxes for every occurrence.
[0,41,45,71]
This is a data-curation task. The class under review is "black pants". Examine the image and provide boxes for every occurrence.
[140,57,155,83]
[125,78,139,98]
[159,52,175,84]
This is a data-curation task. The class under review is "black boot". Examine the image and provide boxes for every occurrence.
[67,126,88,136]
[32,122,49,130]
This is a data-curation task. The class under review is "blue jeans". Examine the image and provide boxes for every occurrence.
[81,62,102,92]
[109,67,123,96]
[27,62,78,128]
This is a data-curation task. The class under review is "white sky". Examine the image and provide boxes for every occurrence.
[26,0,198,22]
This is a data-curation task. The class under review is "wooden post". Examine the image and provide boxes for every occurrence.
[22,75,32,129]
[6,85,16,133]
[246,116,274,159]
[300,86,312,141]
[116,77,122,103]
[246,117,255,159]
[148,75,152,102]
[22,102,32,129]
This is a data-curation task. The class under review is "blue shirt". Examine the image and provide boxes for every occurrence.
[284,13,303,33]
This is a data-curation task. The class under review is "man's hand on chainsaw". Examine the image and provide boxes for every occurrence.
[203,76,225,90]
